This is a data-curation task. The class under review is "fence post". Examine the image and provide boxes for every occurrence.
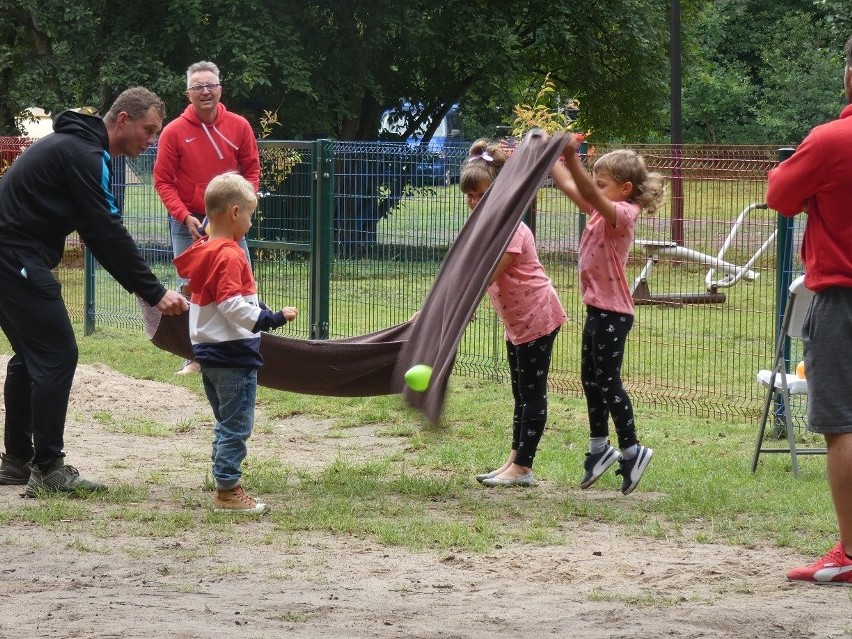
[775,147,796,365]
[523,198,536,237]
[83,248,96,335]
[670,144,684,246]
[576,140,589,238]
[310,139,334,339]
[773,146,796,434]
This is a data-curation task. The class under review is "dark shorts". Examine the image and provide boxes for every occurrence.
[802,287,852,434]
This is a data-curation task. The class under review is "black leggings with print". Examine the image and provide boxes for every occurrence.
[506,327,560,468]
[581,305,637,450]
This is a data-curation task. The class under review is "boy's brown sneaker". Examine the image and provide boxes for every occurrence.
[0,454,30,485]
[213,485,268,513]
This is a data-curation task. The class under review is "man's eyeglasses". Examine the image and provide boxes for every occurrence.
[187,83,221,93]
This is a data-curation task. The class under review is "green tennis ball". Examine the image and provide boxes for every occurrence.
[404,364,433,392]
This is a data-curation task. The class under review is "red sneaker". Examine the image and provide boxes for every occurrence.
[787,542,852,584]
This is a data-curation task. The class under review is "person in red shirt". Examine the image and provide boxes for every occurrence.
[767,34,852,585]
[154,60,260,375]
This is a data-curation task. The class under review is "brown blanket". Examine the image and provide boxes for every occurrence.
[142,132,567,420]
[141,300,411,397]
[392,132,567,422]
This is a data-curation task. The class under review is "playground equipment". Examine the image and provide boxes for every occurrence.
[631,202,775,305]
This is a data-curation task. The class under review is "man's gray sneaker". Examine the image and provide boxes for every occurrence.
[25,458,107,497]
[0,454,30,485]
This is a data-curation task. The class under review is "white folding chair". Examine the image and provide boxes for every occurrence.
[752,274,825,477]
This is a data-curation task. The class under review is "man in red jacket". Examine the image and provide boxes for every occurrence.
[767,34,852,585]
[154,60,260,374]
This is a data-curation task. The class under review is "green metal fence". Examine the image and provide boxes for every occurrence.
[42,140,806,423]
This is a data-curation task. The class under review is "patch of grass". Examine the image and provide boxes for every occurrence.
[0,327,835,559]
[123,545,154,560]
[97,415,177,437]
[588,588,684,607]
[273,611,312,623]
[14,499,94,525]
[68,537,111,554]
[108,506,197,537]
[104,484,149,503]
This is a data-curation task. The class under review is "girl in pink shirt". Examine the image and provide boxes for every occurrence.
[463,139,567,488]
[551,135,665,495]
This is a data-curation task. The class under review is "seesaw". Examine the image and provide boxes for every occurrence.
[631,203,776,306]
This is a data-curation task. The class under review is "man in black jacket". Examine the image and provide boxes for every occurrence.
[0,87,187,497]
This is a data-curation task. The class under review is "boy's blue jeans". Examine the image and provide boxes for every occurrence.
[200,366,258,490]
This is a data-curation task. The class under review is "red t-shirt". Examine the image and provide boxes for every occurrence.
[767,104,852,291]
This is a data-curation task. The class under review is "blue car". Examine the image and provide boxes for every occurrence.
[379,103,467,186]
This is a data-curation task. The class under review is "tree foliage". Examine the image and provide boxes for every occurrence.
[0,0,672,140]
[0,0,310,132]
[682,0,849,143]
[1,0,851,143]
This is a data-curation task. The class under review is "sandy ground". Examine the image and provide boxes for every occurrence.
[0,359,850,639]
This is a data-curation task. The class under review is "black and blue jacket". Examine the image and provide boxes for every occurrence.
[0,110,166,306]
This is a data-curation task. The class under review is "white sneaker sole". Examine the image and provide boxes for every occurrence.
[213,502,269,513]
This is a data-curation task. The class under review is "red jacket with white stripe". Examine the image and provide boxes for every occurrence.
[767,104,852,291]
[154,103,260,224]
[173,237,285,368]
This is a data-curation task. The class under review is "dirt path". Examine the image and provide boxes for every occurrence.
[0,360,848,639]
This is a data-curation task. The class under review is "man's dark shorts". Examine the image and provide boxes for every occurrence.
[803,286,852,434]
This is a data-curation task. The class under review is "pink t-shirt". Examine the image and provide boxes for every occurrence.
[578,200,641,315]
[487,222,567,345]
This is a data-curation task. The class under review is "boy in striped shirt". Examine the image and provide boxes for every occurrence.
[174,172,297,512]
